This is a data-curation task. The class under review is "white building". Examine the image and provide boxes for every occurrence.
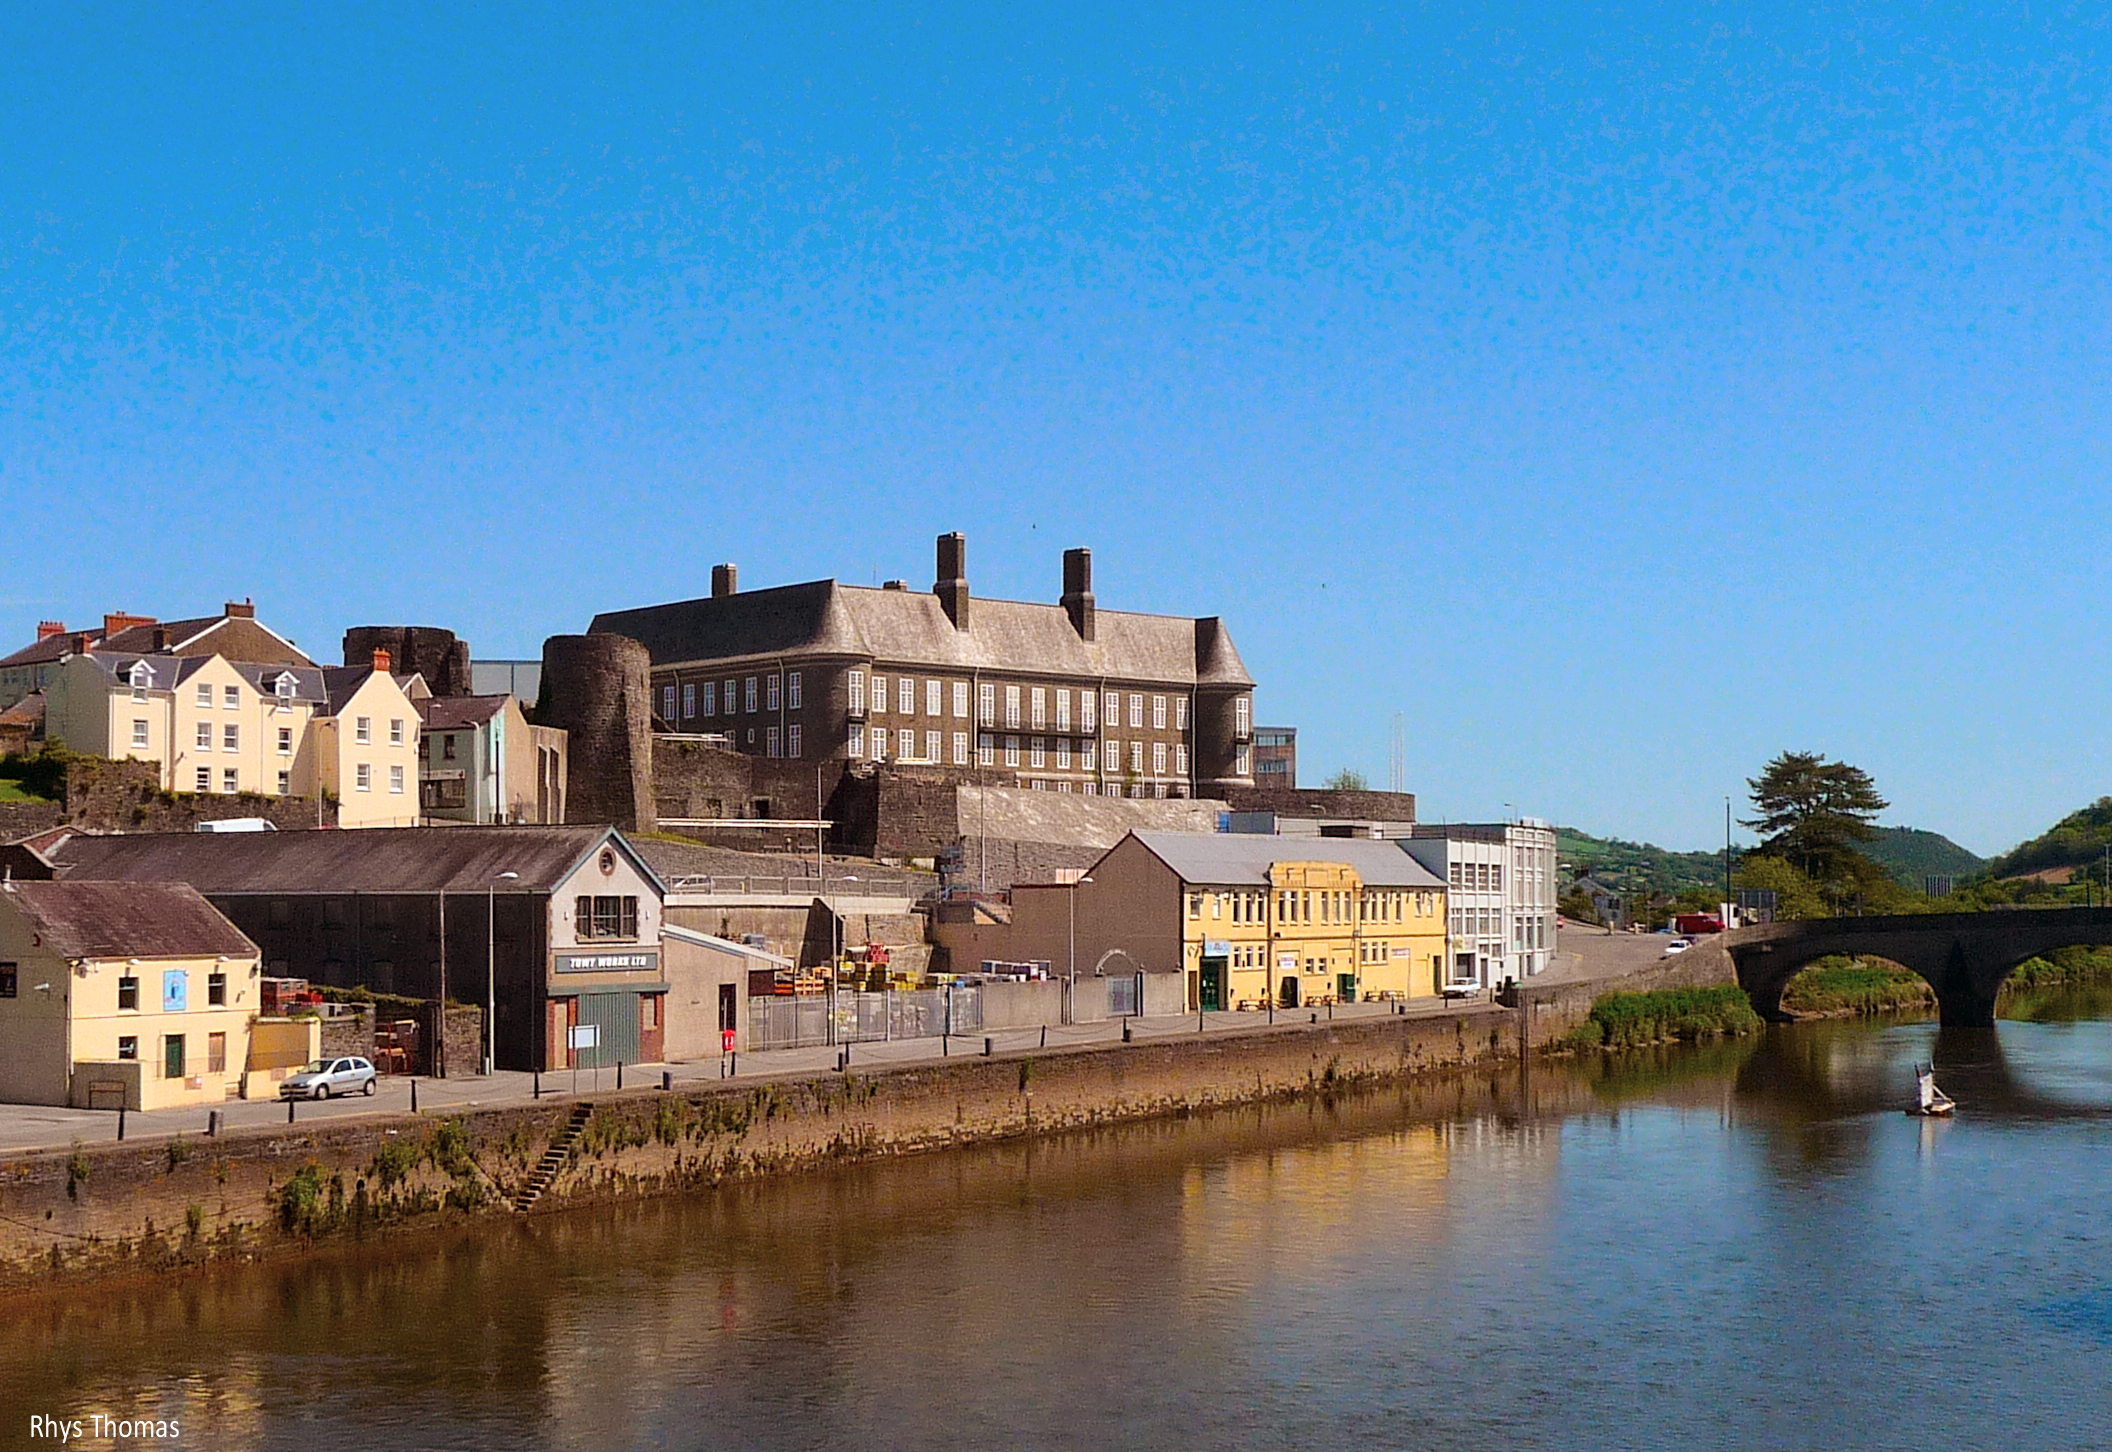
[1400,818,1558,987]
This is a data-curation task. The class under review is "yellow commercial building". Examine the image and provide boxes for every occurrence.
[0,879,262,1110]
[1027,832,1449,1012]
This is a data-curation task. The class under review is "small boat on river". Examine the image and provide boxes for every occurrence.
[1907,1062,1956,1117]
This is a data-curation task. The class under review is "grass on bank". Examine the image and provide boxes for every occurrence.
[1780,956,1933,1016]
[1559,985,1763,1051]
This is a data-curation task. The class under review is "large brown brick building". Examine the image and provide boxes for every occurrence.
[588,534,1257,799]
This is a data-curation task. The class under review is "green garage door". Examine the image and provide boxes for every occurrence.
[573,991,641,1066]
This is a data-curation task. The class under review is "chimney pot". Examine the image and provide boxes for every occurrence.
[35,621,65,642]
[712,564,738,598]
[373,647,392,673]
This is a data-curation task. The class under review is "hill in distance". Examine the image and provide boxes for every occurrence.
[1985,797,2112,880]
[1559,823,1985,896]
[1859,826,1987,890]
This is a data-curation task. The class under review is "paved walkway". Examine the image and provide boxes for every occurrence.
[0,995,1510,1156]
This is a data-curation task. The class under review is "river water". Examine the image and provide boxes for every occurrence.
[11,1000,2112,1451]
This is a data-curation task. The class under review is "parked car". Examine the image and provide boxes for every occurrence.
[1440,979,1481,1000]
[1662,938,1693,956]
[279,1056,377,1100]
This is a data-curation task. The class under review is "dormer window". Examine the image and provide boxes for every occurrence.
[272,672,297,703]
[127,661,154,700]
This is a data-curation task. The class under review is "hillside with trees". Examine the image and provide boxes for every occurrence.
[1860,826,1987,889]
[1985,798,2112,880]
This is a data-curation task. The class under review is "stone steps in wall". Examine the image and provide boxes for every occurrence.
[512,1102,593,1213]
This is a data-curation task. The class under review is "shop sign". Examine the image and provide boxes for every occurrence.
[555,949,661,975]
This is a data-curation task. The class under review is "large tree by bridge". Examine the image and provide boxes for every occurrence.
[1743,751,1889,882]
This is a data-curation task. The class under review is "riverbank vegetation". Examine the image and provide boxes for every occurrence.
[1560,986,1763,1050]
[1779,956,1934,1016]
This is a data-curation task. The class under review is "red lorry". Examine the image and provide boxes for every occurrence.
[1674,913,1725,936]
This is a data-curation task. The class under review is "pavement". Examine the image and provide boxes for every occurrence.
[0,994,1513,1157]
[0,936,1674,1157]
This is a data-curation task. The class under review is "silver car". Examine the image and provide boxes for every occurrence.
[278,1056,378,1100]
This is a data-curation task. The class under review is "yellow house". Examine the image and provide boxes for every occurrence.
[997,832,1449,1012]
[0,879,262,1110]
[41,635,427,829]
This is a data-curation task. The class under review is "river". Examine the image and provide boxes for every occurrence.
[10,998,2112,1451]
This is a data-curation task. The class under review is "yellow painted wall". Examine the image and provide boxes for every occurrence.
[327,672,424,828]
[1178,861,1448,1009]
[0,903,262,1109]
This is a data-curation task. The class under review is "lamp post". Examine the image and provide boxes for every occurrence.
[487,870,518,1075]
[826,872,857,1046]
[1067,874,1094,1017]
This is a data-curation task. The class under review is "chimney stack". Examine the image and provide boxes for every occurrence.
[934,531,970,631]
[151,627,170,652]
[72,633,92,655]
[35,621,65,642]
[102,611,155,638]
[225,600,255,620]
[372,647,392,674]
[1062,548,1096,642]
[711,564,738,599]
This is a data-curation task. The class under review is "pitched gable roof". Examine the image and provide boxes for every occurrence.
[1117,831,1448,888]
[590,581,1255,688]
[44,825,666,896]
[0,880,257,960]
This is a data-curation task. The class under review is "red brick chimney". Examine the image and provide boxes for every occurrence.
[372,647,392,673]
[225,600,256,620]
[102,611,156,637]
[72,633,92,655]
[35,621,66,642]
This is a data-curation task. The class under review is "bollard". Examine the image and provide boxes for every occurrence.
[117,1106,126,1142]
[1122,1022,1133,1043]
[730,1052,737,1076]
[983,1036,992,1056]
[1310,1012,1317,1024]
[662,1070,673,1091]
[617,1061,624,1090]
[207,1109,218,1138]
[533,1070,541,1099]
[942,1035,949,1057]
[843,1043,851,1067]
[1328,1003,1333,1021]
[411,1079,419,1113]
[287,1099,296,1124]
[1040,1025,1047,1049]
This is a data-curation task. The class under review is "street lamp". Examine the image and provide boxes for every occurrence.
[827,873,857,1046]
[487,870,517,1075]
[1068,875,1094,1007]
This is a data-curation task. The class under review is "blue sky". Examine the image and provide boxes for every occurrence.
[4,3,2109,857]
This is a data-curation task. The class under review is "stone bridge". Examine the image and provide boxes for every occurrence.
[1727,907,2112,1026]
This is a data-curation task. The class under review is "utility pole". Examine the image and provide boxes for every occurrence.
[1725,796,1733,920]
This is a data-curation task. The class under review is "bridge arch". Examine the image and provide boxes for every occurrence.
[1727,907,2112,1026]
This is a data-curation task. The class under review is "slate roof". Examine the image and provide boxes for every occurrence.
[0,611,316,671]
[44,825,666,897]
[0,880,257,960]
[79,652,330,704]
[0,691,45,728]
[590,579,1255,688]
[1121,831,1449,888]
[318,667,424,716]
[417,694,510,730]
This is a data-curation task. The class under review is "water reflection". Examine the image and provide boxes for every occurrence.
[4,995,2111,1450]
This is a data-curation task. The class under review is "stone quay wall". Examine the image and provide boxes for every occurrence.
[0,1004,1525,1296]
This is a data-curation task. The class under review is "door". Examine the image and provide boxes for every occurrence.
[574,991,642,1066]
[1337,972,1357,1004]
[718,983,738,1032]
[1279,976,1299,1008]
[1200,958,1227,1012]
[163,1034,186,1081]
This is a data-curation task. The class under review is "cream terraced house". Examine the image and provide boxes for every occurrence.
[41,633,426,829]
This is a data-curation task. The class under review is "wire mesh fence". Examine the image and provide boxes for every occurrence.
[746,985,984,1050]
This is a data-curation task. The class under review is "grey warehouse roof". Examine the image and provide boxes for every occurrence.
[590,580,1255,688]
[45,825,665,897]
[1123,832,1448,889]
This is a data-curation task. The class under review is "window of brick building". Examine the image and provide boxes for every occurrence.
[870,676,885,713]
[1081,691,1096,732]
[846,671,865,713]
[767,726,781,757]
[978,682,995,725]
[899,677,914,714]
[1128,694,1143,728]
[788,724,802,758]
[1030,736,1045,768]
[682,683,695,718]
[898,728,915,758]
[953,681,968,717]
[1056,690,1071,732]
[767,674,781,711]
[953,732,968,765]
[745,677,758,712]
[927,679,941,716]
[925,730,940,762]
[1030,688,1046,729]
[1004,735,1020,767]
[1004,685,1020,728]
[978,732,994,766]
[849,723,866,757]
[788,672,802,710]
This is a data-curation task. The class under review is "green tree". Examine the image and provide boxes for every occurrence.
[1742,751,1888,881]
[1732,854,1830,920]
[1322,768,1369,791]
